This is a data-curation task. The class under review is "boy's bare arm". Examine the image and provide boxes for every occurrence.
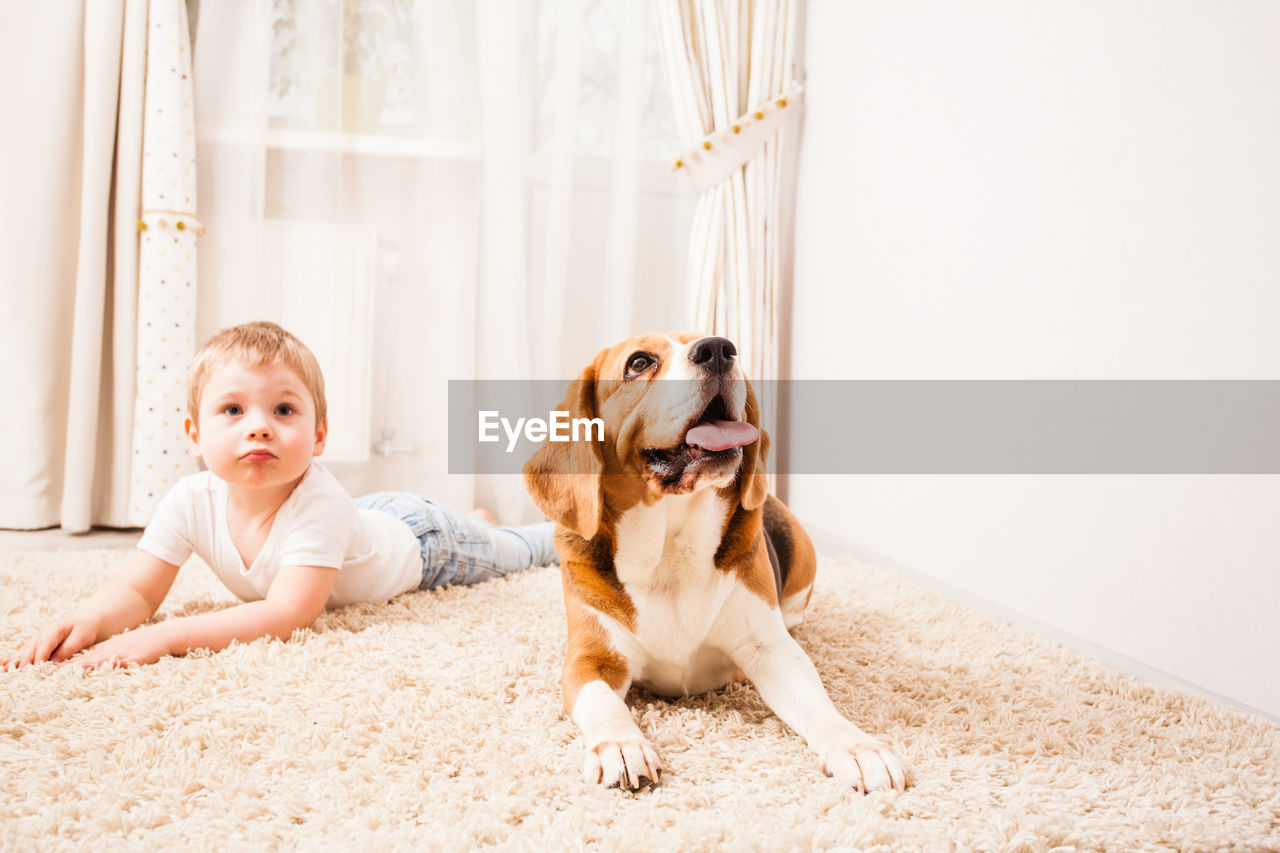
[3,549,179,668]
[71,564,338,668]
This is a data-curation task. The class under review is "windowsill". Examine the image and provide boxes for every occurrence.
[206,127,482,161]
[202,129,698,196]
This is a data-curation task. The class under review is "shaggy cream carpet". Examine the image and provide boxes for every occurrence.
[1,549,1277,852]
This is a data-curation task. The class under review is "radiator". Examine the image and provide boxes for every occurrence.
[259,220,375,462]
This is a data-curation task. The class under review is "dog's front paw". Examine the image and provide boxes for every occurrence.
[585,739,662,790]
[822,740,908,793]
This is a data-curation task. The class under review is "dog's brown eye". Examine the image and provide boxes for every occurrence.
[626,353,654,378]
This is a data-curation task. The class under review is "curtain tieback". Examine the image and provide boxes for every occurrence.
[673,84,804,193]
[137,209,206,236]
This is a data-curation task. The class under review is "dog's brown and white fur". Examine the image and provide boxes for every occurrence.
[523,333,907,793]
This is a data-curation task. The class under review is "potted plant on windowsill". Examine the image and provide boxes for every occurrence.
[272,0,414,135]
[320,0,413,134]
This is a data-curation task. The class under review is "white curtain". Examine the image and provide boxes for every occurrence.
[131,0,202,524]
[193,0,695,523]
[654,0,802,386]
[0,0,197,532]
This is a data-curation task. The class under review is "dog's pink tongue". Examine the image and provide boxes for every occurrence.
[685,420,759,452]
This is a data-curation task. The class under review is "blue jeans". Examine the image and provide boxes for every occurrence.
[354,492,558,589]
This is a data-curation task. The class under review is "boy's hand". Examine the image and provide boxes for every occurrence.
[73,624,174,669]
[3,616,101,669]
[3,549,179,672]
[5,562,334,671]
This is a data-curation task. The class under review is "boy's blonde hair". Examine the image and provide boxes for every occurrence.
[187,321,327,428]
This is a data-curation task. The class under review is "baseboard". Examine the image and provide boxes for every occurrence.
[806,523,1280,729]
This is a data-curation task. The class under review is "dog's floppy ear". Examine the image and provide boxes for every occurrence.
[738,379,770,511]
[523,364,604,539]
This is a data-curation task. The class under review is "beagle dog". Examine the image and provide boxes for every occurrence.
[523,332,907,793]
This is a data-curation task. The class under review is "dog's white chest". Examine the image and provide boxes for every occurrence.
[604,494,740,696]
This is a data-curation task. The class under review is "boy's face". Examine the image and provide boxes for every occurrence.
[184,359,327,493]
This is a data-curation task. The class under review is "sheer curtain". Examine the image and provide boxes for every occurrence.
[193,0,694,523]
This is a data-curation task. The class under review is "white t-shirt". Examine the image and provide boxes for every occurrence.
[138,463,423,607]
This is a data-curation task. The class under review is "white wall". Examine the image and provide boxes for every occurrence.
[789,1,1280,718]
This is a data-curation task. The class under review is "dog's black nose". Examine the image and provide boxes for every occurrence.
[689,336,737,375]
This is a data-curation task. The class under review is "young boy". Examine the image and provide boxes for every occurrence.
[4,321,557,669]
